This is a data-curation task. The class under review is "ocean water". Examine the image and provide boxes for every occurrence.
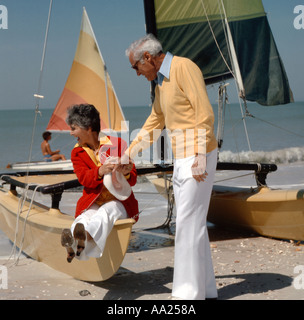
[0,102,303,171]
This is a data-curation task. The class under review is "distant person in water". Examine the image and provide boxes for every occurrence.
[41,131,66,162]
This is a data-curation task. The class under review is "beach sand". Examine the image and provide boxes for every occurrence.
[1,224,303,300]
[0,165,304,301]
[1,205,303,300]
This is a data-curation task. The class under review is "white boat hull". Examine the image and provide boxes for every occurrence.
[11,160,73,171]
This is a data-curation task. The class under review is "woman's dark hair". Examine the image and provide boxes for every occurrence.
[66,104,100,133]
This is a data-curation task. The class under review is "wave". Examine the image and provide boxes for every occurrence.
[219,147,304,164]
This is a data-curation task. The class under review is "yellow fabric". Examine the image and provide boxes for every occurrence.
[77,137,117,206]
[94,188,117,206]
[65,61,127,131]
[128,56,217,159]
[47,9,128,132]
[74,30,107,83]
[155,0,266,28]
[74,135,113,165]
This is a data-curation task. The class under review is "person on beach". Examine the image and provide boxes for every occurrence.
[41,131,66,162]
[61,104,138,263]
[123,34,218,300]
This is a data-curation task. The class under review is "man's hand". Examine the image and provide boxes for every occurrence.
[191,154,208,182]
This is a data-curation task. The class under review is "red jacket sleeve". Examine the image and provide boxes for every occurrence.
[126,164,137,187]
[71,147,103,189]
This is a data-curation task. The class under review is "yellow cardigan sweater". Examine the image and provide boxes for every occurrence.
[128,56,217,159]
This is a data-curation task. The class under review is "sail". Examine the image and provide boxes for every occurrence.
[47,7,128,132]
[144,0,293,106]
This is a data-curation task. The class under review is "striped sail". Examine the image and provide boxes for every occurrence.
[47,7,128,132]
[144,0,293,106]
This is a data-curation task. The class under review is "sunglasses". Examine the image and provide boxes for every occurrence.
[131,60,140,71]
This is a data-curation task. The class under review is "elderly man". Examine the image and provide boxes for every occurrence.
[124,34,218,300]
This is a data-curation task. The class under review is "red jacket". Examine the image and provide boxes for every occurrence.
[71,136,139,222]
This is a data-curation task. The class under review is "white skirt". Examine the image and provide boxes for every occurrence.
[70,200,128,260]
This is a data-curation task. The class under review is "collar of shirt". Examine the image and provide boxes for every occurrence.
[155,52,173,86]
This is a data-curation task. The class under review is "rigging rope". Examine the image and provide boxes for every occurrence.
[214,172,255,184]
[5,0,54,267]
[250,115,304,139]
[26,0,53,173]
[5,184,45,266]
[200,0,234,77]
[216,83,228,151]
[200,0,252,152]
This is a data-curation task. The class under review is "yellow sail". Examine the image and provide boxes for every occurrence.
[47,7,128,132]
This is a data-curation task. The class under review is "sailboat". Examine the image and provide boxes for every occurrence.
[46,9,128,133]
[143,0,304,241]
[0,7,135,281]
[10,6,128,172]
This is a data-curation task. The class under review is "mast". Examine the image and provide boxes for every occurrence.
[144,0,168,165]
[35,0,53,106]
[220,0,252,152]
[104,65,111,131]
[82,7,112,130]
[27,0,53,167]
[144,0,157,36]
[143,0,157,104]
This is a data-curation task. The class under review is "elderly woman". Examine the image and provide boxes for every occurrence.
[61,104,138,263]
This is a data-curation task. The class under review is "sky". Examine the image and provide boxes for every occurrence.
[0,0,303,110]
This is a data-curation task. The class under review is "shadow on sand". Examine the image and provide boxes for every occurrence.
[87,224,292,300]
[90,266,292,300]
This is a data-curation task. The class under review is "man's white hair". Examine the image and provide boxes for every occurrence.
[125,33,163,62]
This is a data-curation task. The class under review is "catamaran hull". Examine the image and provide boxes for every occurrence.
[0,189,134,281]
[208,186,304,241]
[11,160,73,171]
[150,177,304,241]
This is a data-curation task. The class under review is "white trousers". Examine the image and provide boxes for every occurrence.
[70,200,128,260]
[172,148,218,300]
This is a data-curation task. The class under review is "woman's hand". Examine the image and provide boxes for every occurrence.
[98,162,115,179]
